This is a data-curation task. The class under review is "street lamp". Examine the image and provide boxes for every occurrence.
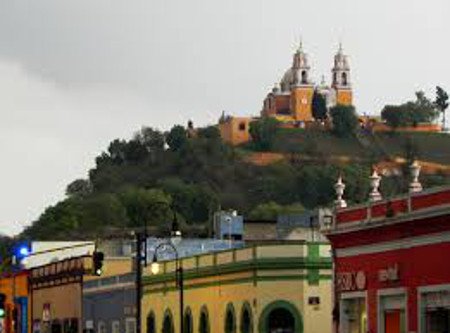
[151,242,184,333]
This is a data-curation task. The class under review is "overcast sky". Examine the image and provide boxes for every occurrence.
[1,0,449,236]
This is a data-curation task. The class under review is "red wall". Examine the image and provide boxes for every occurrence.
[336,241,450,332]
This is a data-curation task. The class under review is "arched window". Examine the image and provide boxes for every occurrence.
[224,303,236,333]
[258,300,303,333]
[301,71,307,84]
[342,72,348,86]
[333,72,337,85]
[162,310,174,333]
[240,303,253,333]
[198,306,210,333]
[146,312,155,333]
[184,307,193,333]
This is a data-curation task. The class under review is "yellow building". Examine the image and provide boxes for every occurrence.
[261,42,353,123]
[218,115,254,146]
[141,242,333,333]
[219,43,353,146]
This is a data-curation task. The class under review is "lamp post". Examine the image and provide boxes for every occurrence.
[151,242,184,333]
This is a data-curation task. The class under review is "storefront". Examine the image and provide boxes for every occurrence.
[30,256,92,333]
[0,271,29,333]
[323,184,450,333]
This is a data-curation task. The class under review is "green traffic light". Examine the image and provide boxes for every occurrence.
[0,308,5,318]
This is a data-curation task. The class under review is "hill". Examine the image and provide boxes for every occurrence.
[20,125,450,241]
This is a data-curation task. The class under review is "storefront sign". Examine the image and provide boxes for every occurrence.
[424,290,450,308]
[378,264,399,283]
[337,271,366,292]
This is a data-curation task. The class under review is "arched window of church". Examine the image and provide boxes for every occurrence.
[342,72,348,86]
[301,71,307,84]
[333,72,337,85]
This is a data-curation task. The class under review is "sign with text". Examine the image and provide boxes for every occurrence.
[336,271,366,292]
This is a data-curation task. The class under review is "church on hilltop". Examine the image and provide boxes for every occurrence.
[219,42,354,145]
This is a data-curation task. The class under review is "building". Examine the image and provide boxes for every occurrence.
[141,242,333,333]
[323,177,450,333]
[82,238,244,333]
[0,271,29,333]
[261,42,352,124]
[30,256,93,333]
[83,257,135,333]
[219,42,353,145]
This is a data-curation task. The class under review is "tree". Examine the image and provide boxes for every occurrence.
[134,127,165,158]
[330,105,359,138]
[249,202,305,220]
[435,86,449,130]
[166,125,188,152]
[66,179,92,198]
[382,91,439,128]
[249,118,279,151]
[118,187,173,228]
[312,91,328,121]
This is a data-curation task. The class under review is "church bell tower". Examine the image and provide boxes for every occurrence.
[289,42,315,121]
[331,43,352,106]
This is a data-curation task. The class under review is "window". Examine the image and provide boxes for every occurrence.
[238,122,246,131]
[421,288,450,333]
[225,304,236,333]
[184,308,193,333]
[111,321,120,333]
[125,318,136,333]
[146,312,155,333]
[199,307,210,333]
[301,71,307,84]
[342,72,348,86]
[341,297,367,333]
[240,304,253,333]
[162,311,174,333]
[98,321,107,333]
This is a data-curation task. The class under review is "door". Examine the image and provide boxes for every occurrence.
[385,310,401,333]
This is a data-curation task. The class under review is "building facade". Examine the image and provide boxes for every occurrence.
[141,242,333,333]
[30,256,92,333]
[0,271,29,333]
[323,185,450,333]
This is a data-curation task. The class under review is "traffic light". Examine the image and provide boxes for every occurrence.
[13,241,31,264]
[92,251,104,276]
[0,293,6,318]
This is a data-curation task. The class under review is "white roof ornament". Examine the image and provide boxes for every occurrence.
[409,160,423,193]
[334,175,347,209]
[369,169,382,202]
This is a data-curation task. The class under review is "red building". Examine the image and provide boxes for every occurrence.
[323,182,450,333]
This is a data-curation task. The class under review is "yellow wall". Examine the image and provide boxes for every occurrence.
[336,90,352,106]
[290,87,314,122]
[219,117,253,146]
[142,243,333,333]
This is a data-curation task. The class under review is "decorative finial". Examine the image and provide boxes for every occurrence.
[334,175,347,208]
[338,41,343,53]
[409,160,423,193]
[369,168,382,202]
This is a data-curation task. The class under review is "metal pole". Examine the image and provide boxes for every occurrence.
[178,264,184,333]
[135,232,143,333]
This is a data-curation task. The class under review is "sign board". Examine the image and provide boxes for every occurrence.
[378,264,399,283]
[336,271,366,292]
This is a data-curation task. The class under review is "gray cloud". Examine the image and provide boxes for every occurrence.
[0,0,449,235]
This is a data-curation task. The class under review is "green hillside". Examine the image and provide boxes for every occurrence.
[19,124,450,241]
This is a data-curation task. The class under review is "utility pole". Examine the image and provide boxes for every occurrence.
[135,232,145,333]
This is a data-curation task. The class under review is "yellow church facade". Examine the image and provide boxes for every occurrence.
[219,43,353,145]
[141,242,333,333]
